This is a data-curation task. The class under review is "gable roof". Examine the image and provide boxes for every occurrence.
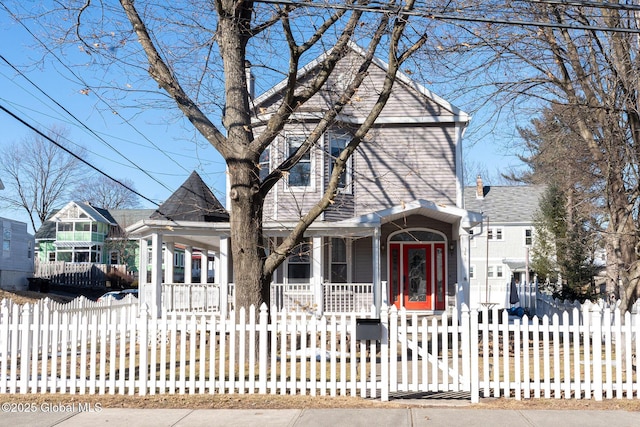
[150,171,229,222]
[50,201,118,225]
[464,185,546,223]
[252,42,469,124]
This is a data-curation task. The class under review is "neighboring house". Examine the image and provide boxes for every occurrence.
[35,202,121,264]
[464,177,546,312]
[0,216,34,290]
[34,172,226,287]
[127,44,483,317]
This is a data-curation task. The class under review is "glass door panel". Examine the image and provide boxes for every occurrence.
[403,244,431,310]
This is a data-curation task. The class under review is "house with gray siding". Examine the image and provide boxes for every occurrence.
[464,177,545,312]
[127,44,482,316]
[0,217,34,290]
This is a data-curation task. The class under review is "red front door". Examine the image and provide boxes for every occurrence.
[389,242,446,311]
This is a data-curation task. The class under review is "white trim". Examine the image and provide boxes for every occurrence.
[253,112,466,125]
[455,122,466,208]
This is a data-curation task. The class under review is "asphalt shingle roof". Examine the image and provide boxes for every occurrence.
[150,171,229,222]
[464,185,546,223]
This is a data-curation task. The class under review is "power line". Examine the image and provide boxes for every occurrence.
[254,0,640,34]
[0,54,177,193]
[0,0,194,182]
[0,104,160,208]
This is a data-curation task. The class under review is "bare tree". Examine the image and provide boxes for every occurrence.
[0,126,87,231]
[434,2,640,312]
[20,1,436,311]
[74,175,141,209]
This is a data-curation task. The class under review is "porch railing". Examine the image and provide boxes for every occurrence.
[156,282,374,315]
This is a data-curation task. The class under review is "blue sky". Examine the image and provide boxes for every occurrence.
[0,6,525,234]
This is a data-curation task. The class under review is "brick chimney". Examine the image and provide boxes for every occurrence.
[476,175,484,199]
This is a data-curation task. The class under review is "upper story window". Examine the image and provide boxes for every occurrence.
[488,227,503,241]
[329,133,352,193]
[58,222,73,232]
[286,135,312,189]
[259,148,270,181]
[525,228,533,246]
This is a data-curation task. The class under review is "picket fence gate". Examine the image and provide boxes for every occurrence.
[0,298,638,402]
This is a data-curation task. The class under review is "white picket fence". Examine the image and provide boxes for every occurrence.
[0,299,638,402]
[536,292,640,327]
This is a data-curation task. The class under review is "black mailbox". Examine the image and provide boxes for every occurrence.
[355,318,381,340]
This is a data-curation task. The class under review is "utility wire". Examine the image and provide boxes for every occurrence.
[255,0,640,34]
[0,53,175,193]
[0,0,193,180]
[0,104,160,208]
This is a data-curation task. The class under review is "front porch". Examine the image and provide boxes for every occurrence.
[127,199,482,318]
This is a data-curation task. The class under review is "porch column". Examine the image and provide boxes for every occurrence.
[219,237,229,318]
[372,227,381,317]
[200,250,208,284]
[213,251,220,284]
[165,242,174,284]
[312,236,324,316]
[138,238,148,308]
[184,246,192,284]
[457,229,471,318]
[150,232,163,318]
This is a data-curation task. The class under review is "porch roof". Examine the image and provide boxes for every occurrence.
[344,199,483,228]
[126,199,482,247]
[125,219,227,251]
[125,217,378,248]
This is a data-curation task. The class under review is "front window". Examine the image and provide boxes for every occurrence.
[287,135,312,188]
[525,229,532,246]
[329,134,352,193]
[469,264,475,279]
[330,237,348,283]
[287,239,311,283]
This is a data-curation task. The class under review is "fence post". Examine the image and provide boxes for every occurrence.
[462,304,478,402]
[19,304,32,394]
[258,303,268,394]
[380,304,389,401]
[592,305,603,401]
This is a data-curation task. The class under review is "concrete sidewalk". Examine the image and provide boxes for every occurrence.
[3,407,639,427]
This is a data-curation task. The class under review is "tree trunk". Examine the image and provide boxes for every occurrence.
[218,2,270,312]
